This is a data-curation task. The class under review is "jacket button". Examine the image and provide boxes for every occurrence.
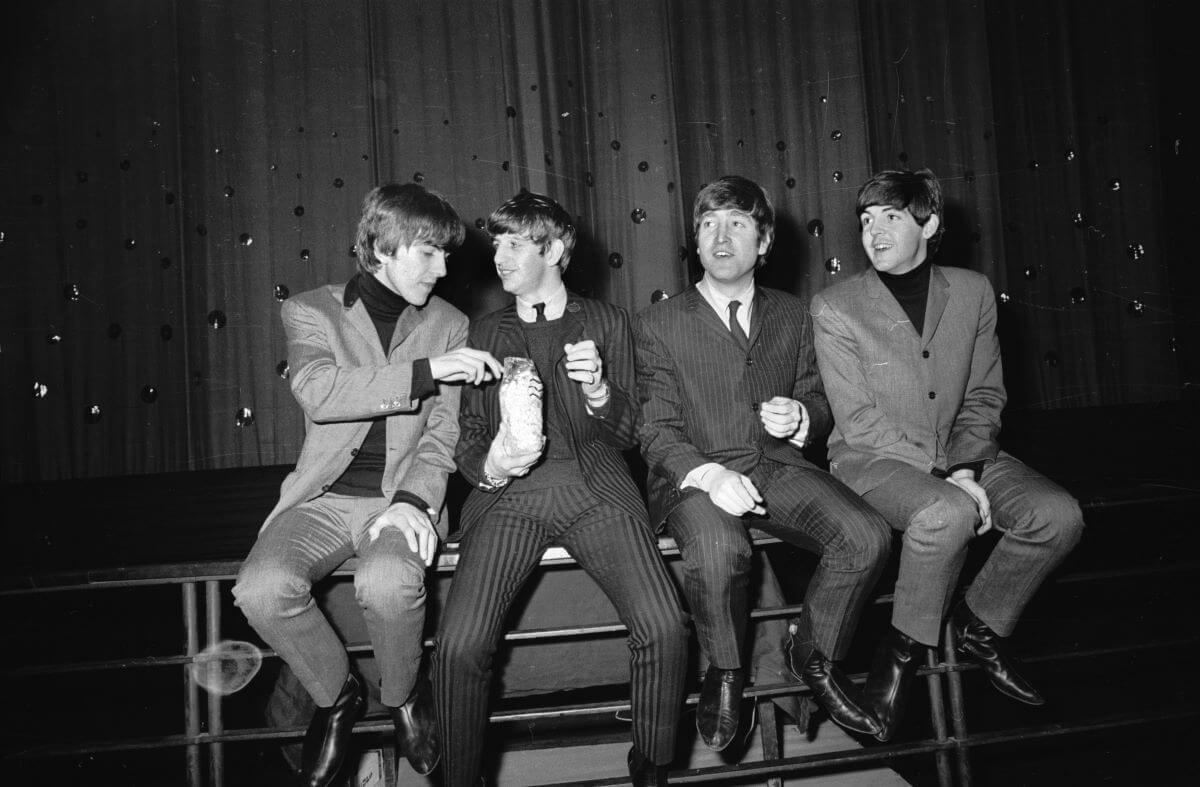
[321,484,331,492]
[746,358,754,366]
[928,391,937,399]
[922,350,930,358]
[350,448,359,457]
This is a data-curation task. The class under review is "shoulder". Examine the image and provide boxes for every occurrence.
[811,269,872,311]
[635,286,691,327]
[421,294,468,325]
[757,286,807,312]
[282,284,341,317]
[572,295,631,326]
[937,264,990,290]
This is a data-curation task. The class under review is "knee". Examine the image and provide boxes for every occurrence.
[355,557,426,619]
[434,618,491,673]
[838,512,893,572]
[679,534,752,585]
[1018,493,1086,553]
[904,495,976,555]
[232,563,310,624]
[629,605,690,656]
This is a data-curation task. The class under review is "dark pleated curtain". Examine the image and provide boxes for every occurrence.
[0,0,1185,481]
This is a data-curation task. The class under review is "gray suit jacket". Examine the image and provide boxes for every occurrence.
[810,264,1005,496]
[262,283,466,538]
[635,284,833,528]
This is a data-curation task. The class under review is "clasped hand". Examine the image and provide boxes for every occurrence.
[366,502,439,566]
[759,395,806,441]
[484,421,544,480]
[946,473,993,535]
[563,340,606,397]
[704,468,766,517]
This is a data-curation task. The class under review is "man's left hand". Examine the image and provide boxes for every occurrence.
[366,502,440,566]
[760,396,806,440]
[947,472,993,535]
[564,340,606,397]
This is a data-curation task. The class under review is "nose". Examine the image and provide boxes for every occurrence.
[715,219,730,242]
[431,250,447,277]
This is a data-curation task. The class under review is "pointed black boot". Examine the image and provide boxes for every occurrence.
[388,674,440,775]
[863,626,924,741]
[783,618,881,736]
[300,672,366,787]
[627,745,669,786]
[953,601,1045,706]
[695,665,744,751]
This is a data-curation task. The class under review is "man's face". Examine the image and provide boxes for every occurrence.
[492,232,557,299]
[859,205,938,275]
[695,208,769,288]
[372,240,447,306]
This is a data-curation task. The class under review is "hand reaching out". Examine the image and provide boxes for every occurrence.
[430,348,502,385]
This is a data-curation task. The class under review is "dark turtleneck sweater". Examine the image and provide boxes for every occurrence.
[877,257,932,336]
[327,272,436,509]
[877,259,985,480]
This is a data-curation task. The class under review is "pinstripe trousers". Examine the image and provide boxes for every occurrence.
[667,459,891,670]
[432,484,689,785]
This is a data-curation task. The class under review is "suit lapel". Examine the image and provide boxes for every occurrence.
[922,266,950,347]
[865,269,919,337]
[345,300,386,362]
[748,286,769,350]
[388,304,425,358]
[684,285,744,351]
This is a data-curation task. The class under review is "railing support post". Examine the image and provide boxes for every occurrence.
[924,647,953,787]
[206,580,225,787]
[182,582,202,787]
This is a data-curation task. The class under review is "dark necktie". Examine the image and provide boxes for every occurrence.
[728,300,749,351]
[533,302,547,322]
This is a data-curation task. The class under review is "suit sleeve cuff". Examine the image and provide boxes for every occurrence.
[410,359,437,400]
[390,489,431,511]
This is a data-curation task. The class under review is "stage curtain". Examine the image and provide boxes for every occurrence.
[0,0,1185,481]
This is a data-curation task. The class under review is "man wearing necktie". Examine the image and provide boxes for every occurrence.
[434,191,688,786]
[635,175,892,748]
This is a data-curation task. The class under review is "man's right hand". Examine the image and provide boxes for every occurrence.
[430,348,502,385]
[703,468,766,517]
[484,421,544,479]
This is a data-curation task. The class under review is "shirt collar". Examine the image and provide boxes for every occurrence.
[696,275,755,322]
[515,283,569,323]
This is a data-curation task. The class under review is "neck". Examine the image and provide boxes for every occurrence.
[358,271,409,318]
[515,277,564,307]
[704,273,755,300]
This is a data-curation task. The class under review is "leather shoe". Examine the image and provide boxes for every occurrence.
[300,672,366,787]
[389,674,440,775]
[627,745,669,786]
[863,626,924,741]
[696,665,743,751]
[953,602,1045,706]
[786,644,880,736]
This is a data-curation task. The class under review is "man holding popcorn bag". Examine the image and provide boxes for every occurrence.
[433,192,689,786]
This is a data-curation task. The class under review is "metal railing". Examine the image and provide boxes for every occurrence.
[5,527,1199,786]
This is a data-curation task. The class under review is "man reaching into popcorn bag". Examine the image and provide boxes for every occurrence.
[434,192,689,786]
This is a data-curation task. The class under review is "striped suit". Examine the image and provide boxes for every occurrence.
[636,284,891,669]
[433,294,688,784]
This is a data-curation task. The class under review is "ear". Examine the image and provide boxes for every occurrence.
[545,238,565,267]
[921,213,940,240]
[756,230,773,257]
[372,241,391,267]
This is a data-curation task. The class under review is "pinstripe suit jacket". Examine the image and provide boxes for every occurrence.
[810,264,1005,496]
[635,284,833,528]
[455,294,648,532]
[262,283,466,538]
